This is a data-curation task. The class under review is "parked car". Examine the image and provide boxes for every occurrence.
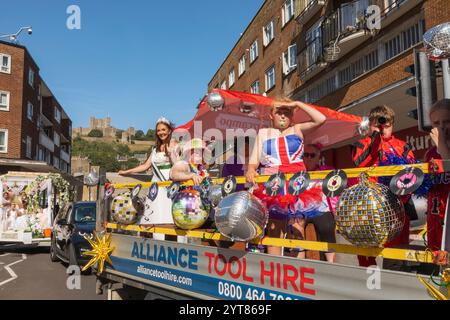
[50,201,96,270]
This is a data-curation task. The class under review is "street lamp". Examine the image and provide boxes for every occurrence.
[0,26,33,43]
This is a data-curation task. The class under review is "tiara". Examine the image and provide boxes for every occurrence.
[156,117,171,125]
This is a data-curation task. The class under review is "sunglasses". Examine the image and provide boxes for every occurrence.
[303,152,318,158]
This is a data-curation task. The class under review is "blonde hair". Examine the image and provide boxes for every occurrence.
[271,98,296,115]
[430,99,450,116]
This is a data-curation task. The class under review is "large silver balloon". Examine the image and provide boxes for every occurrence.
[215,191,268,242]
[84,171,99,186]
[424,22,450,60]
[336,173,405,247]
[207,92,225,112]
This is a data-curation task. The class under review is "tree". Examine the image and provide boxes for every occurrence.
[88,129,103,138]
[124,158,140,170]
[134,130,145,140]
[116,144,131,156]
[146,129,155,140]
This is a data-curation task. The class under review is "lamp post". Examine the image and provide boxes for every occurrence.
[0,26,33,43]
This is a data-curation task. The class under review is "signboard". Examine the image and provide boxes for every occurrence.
[107,233,433,300]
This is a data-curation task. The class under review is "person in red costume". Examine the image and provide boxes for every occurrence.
[425,99,450,252]
[351,105,415,267]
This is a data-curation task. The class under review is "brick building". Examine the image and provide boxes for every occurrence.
[208,0,450,168]
[0,40,72,174]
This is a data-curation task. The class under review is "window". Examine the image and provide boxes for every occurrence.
[228,69,235,88]
[54,156,60,170]
[265,65,276,91]
[26,136,32,158]
[282,0,295,26]
[54,106,61,123]
[0,91,10,111]
[384,21,423,61]
[238,55,246,76]
[403,22,422,50]
[0,129,8,153]
[250,40,259,63]
[220,81,227,90]
[250,80,260,94]
[27,101,33,121]
[54,132,60,147]
[283,44,298,75]
[28,68,34,88]
[0,54,11,73]
[263,21,275,46]
[306,21,322,68]
[385,34,402,60]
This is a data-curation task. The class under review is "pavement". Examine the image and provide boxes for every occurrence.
[0,244,106,300]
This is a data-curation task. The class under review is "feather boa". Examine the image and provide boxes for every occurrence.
[253,184,324,218]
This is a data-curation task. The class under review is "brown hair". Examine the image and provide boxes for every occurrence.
[430,99,450,116]
[369,105,395,124]
[155,121,174,157]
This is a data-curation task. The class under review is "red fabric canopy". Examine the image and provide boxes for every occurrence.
[175,89,363,149]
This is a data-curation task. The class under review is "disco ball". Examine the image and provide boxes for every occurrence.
[358,116,370,137]
[424,22,450,60]
[215,191,268,242]
[110,192,142,225]
[336,173,405,247]
[207,185,223,207]
[172,190,210,230]
[207,92,225,112]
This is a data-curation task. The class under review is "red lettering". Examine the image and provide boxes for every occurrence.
[214,254,227,276]
[300,267,316,296]
[228,256,242,280]
[276,263,281,288]
[283,264,299,292]
[260,261,275,287]
[242,258,254,283]
[204,252,215,274]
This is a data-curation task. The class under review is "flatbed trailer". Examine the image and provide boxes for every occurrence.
[90,162,450,300]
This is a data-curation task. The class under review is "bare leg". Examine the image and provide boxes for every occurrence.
[289,218,306,259]
[267,219,286,256]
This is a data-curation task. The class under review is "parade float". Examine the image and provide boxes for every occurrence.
[85,25,450,300]
[83,88,449,300]
[0,172,73,245]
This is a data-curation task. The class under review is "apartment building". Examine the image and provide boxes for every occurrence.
[208,0,450,168]
[0,40,72,174]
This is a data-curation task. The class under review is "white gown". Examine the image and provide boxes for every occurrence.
[138,149,174,225]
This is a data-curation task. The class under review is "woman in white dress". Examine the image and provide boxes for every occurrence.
[119,117,179,235]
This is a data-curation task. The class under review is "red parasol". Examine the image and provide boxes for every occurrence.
[175,89,365,149]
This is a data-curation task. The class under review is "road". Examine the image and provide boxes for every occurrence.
[0,244,106,300]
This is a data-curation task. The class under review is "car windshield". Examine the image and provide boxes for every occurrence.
[73,203,96,223]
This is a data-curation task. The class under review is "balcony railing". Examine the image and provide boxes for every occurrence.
[295,0,326,25]
[39,132,54,153]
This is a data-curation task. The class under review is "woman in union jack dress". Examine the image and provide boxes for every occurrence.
[246,99,326,256]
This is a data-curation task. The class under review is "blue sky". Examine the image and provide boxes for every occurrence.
[0,0,263,131]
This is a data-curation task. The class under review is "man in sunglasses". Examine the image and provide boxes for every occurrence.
[351,105,416,268]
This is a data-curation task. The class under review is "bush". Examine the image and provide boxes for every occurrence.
[88,129,103,138]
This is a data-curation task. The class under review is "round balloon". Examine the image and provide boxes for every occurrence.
[424,22,450,60]
[110,192,141,225]
[336,173,405,247]
[215,191,268,242]
[207,91,225,112]
[172,190,210,230]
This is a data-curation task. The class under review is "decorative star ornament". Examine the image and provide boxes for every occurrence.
[82,231,114,274]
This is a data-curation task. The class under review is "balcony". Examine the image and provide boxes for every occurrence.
[297,35,328,82]
[39,132,54,153]
[322,0,373,62]
[321,0,422,62]
[295,0,326,25]
[60,149,70,163]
